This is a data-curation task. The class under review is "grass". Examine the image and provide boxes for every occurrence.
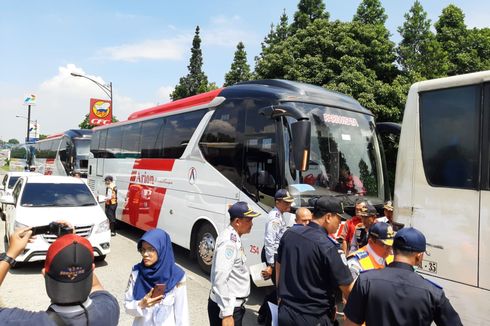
[1,165,9,172]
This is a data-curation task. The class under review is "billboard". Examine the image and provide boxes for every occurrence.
[89,98,112,126]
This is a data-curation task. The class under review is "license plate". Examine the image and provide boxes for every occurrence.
[421,260,438,274]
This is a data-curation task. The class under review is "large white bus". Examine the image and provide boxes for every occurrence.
[395,71,490,324]
[32,129,92,177]
[88,80,389,273]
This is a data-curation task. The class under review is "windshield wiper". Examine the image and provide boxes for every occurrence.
[80,203,96,206]
[24,203,58,207]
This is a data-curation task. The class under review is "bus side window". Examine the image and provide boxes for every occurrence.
[163,110,206,158]
[420,85,480,189]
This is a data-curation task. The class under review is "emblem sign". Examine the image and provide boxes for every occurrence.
[188,167,197,185]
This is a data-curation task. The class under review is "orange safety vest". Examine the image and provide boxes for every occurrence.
[106,183,117,205]
[348,246,393,271]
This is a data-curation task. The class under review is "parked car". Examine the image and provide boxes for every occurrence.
[0,172,41,219]
[0,175,110,263]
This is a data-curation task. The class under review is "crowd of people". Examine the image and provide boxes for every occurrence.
[0,184,463,325]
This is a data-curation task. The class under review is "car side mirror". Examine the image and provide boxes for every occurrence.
[97,195,106,204]
[0,195,15,206]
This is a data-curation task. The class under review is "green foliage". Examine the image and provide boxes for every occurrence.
[291,0,328,32]
[353,0,387,25]
[38,134,48,140]
[224,42,252,86]
[8,139,19,145]
[78,114,118,129]
[397,1,449,79]
[171,26,216,100]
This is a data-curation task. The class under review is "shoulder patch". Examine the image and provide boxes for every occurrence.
[355,251,369,259]
[230,233,237,242]
[224,245,235,259]
[424,278,443,289]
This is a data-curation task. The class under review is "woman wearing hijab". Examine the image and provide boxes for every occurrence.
[125,229,189,326]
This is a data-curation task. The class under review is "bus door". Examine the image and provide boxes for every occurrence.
[96,129,107,177]
[412,84,481,287]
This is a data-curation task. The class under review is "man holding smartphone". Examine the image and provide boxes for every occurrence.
[0,227,120,325]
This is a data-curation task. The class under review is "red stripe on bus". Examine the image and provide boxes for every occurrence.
[133,159,175,171]
[128,88,222,120]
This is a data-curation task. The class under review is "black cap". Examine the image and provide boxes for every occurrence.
[359,204,378,217]
[310,196,350,220]
[104,175,113,182]
[228,201,260,219]
[393,227,426,252]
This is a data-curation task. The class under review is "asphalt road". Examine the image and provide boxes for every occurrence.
[0,211,267,325]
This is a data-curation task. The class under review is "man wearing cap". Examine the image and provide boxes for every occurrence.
[347,222,394,279]
[208,201,260,326]
[104,175,117,236]
[349,204,378,253]
[0,228,120,325]
[257,189,293,324]
[276,196,354,326]
[344,227,462,326]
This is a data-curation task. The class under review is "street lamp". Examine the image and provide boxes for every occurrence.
[70,72,113,114]
[16,115,37,142]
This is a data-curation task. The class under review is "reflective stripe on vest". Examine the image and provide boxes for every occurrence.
[349,247,394,271]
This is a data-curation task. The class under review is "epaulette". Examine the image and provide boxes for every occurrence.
[424,277,443,289]
[326,235,339,245]
[355,251,369,259]
[360,269,375,274]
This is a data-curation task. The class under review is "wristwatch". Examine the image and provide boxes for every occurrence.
[0,253,16,267]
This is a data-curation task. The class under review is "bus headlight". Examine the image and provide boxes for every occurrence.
[95,219,110,234]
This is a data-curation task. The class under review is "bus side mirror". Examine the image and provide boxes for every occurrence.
[291,120,311,172]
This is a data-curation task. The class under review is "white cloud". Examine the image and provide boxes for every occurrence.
[0,64,155,142]
[156,86,174,104]
[203,15,257,47]
[98,36,190,62]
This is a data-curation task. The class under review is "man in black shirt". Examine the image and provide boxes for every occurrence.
[344,227,462,326]
[276,196,354,326]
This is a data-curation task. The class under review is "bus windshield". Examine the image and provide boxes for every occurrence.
[74,139,91,158]
[285,103,384,206]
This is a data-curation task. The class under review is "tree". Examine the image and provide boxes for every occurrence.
[78,114,118,129]
[291,0,328,32]
[435,5,469,75]
[254,10,292,79]
[8,139,19,145]
[224,42,252,86]
[39,134,48,140]
[397,0,449,79]
[171,26,214,100]
[351,0,398,83]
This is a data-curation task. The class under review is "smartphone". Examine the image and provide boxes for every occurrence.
[151,284,166,298]
[31,225,52,236]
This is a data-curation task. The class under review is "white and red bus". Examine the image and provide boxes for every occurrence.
[32,129,92,177]
[88,80,389,272]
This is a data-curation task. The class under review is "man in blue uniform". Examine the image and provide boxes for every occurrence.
[344,227,462,326]
[276,196,354,326]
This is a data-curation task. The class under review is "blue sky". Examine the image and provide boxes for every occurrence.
[0,0,487,142]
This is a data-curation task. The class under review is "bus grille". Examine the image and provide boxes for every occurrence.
[43,225,93,244]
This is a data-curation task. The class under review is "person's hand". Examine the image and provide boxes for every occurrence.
[222,315,234,326]
[7,227,33,259]
[138,288,164,309]
[54,220,75,233]
[261,266,273,280]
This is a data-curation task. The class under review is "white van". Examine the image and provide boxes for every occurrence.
[395,71,490,324]
[0,175,111,263]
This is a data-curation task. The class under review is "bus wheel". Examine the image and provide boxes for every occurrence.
[196,223,217,274]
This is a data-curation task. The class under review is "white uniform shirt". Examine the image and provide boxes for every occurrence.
[264,207,288,265]
[124,270,189,326]
[209,224,250,318]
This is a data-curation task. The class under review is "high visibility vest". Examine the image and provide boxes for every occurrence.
[348,246,393,271]
[106,183,117,205]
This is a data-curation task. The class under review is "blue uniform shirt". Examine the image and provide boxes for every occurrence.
[277,222,353,317]
[344,261,462,326]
